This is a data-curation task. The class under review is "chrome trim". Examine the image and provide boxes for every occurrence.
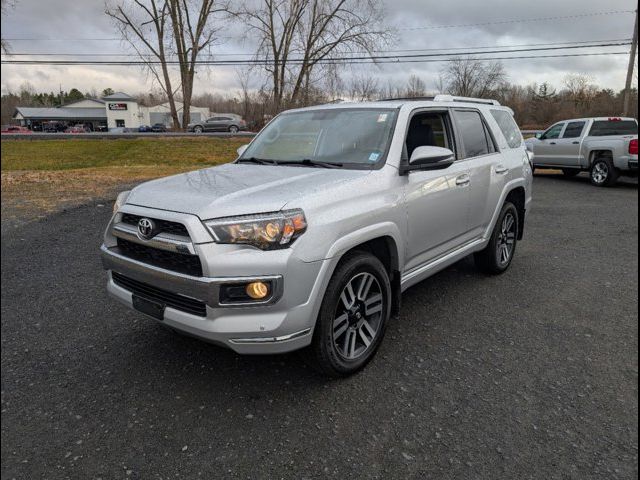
[229,328,312,345]
[112,223,196,255]
[101,245,283,308]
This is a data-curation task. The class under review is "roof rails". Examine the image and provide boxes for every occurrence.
[380,95,500,106]
[433,95,500,106]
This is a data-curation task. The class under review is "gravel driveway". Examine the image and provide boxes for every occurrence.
[1,174,637,479]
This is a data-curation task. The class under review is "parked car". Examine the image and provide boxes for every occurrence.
[151,123,167,133]
[65,124,88,134]
[102,95,532,376]
[187,115,247,133]
[1,125,32,134]
[525,117,638,187]
[138,125,152,133]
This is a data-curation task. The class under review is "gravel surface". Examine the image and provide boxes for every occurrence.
[1,174,638,479]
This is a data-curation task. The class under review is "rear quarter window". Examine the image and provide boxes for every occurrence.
[589,120,638,136]
[490,109,523,148]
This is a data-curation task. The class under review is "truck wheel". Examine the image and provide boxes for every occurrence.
[474,202,519,275]
[306,252,391,377]
[562,169,580,177]
[590,156,619,187]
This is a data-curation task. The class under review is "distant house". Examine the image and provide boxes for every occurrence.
[13,92,211,131]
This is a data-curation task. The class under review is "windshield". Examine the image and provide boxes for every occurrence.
[240,108,398,168]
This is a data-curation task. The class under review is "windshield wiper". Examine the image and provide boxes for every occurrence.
[276,159,343,169]
[236,157,278,166]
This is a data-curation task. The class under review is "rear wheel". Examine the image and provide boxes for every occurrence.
[306,252,391,377]
[474,202,519,275]
[590,156,619,187]
[194,126,203,134]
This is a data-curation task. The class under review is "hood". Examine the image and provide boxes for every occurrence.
[126,163,371,220]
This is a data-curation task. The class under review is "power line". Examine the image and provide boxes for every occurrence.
[1,51,631,67]
[2,8,635,41]
[404,9,637,30]
[2,38,633,58]
[1,42,632,64]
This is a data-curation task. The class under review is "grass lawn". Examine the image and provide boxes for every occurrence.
[1,137,247,223]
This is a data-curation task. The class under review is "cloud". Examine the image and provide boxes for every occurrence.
[1,0,636,95]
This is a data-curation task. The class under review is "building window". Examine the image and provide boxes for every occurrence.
[116,119,125,128]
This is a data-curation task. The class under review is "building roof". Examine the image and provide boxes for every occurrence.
[64,98,105,107]
[13,107,107,120]
[102,92,135,101]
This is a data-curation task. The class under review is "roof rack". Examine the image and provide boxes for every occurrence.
[433,95,500,106]
[380,96,436,102]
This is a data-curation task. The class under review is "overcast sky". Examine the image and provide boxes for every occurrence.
[0,0,637,97]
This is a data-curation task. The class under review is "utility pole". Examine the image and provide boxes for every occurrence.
[622,9,638,117]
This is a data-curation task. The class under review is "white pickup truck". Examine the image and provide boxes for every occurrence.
[525,117,638,187]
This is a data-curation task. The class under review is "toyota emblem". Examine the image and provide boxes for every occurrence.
[137,217,156,240]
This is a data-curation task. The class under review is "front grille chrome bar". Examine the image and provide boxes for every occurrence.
[112,223,196,255]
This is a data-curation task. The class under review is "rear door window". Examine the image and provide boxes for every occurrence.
[562,121,586,138]
[589,120,638,136]
[453,110,494,158]
[490,109,523,148]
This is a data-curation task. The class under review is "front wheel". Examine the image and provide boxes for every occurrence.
[306,252,391,377]
[590,156,619,187]
[474,202,519,275]
[194,126,203,134]
[229,125,239,133]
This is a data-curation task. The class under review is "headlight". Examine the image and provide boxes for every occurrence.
[113,190,131,214]
[204,209,307,250]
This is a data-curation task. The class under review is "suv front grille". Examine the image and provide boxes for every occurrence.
[116,238,203,277]
[121,213,189,237]
[112,272,207,317]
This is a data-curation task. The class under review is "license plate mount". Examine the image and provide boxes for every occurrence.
[132,295,165,320]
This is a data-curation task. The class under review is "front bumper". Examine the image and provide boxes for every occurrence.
[102,245,331,354]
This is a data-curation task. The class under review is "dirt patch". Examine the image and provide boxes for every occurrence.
[1,166,195,229]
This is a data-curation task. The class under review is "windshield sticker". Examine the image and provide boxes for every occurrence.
[377,114,388,123]
[368,152,380,162]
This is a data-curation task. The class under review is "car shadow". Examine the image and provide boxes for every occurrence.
[533,171,638,189]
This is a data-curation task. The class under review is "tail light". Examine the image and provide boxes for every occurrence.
[629,139,638,155]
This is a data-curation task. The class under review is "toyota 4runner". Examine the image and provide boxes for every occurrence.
[102,95,533,376]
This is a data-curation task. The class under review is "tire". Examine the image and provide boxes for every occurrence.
[229,125,239,133]
[562,168,580,177]
[590,156,619,187]
[474,202,519,275]
[306,252,392,377]
[194,126,203,134]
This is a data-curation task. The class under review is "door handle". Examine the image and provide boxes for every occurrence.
[550,142,556,145]
[572,141,580,144]
[455,174,470,186]
[495,165,509,175]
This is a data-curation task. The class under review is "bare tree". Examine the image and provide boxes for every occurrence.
[404,74,426,98]
[563,73,597,110]
[1,0,16,54]
[439,57,507,98]
[348,73,380,101]
[105,0,223,129]
[236,0,390,111]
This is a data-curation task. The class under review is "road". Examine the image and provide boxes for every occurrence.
[1,174,638,479]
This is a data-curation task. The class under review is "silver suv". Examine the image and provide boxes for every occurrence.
[102,95,533,376]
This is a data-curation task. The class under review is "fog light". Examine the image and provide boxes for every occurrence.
[246,281,269,299]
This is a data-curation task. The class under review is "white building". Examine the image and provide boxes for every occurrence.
[14,92,211,131]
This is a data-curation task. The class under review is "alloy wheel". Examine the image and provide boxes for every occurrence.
[496,212,516,266]
[332,272,384,360]
[592,161,608,184]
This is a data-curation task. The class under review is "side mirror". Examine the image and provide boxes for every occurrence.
[401,146,455,174]
[236,144,249,157]
[535,132,542,139]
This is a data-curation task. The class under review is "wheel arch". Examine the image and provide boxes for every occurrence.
[588,149,613,166]
[505,186,526,240]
